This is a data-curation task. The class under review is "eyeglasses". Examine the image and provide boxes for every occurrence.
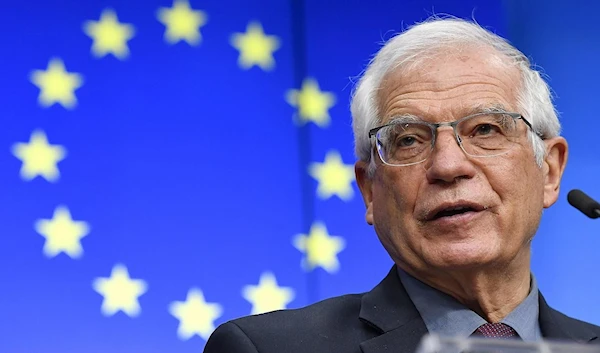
[368,112,539,167]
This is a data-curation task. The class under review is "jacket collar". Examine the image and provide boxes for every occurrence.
[538,292,598,343]
[358,265,598,353]
[358,265,428,353]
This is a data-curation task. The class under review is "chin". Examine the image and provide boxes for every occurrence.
[422,242,499,270]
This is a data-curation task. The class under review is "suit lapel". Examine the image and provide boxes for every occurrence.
[358,266,429,353]
[357,266,599,353]
[538,292,598,343]
[359,317,428,353]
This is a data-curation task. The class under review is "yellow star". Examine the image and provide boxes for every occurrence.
[157,0,207,46]
[93,264,148,317]
[83,9,136,59]
[308,150,355,201]
[293,222,345,273]
[242,272,295,315]
[230,21,280,71]
[169,288,223,341]
[29,58,83,109]
[34,206,90,259]
[286,78,336,127]
[11,130,66,182]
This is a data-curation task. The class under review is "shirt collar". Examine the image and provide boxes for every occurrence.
[397,267,542,341]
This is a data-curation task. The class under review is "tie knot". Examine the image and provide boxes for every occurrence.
[474,323,519,339]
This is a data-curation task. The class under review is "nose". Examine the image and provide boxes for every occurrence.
[425,128,477,184]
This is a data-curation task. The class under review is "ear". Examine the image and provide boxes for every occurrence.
[355,160,374,225]
[542,136,568,208]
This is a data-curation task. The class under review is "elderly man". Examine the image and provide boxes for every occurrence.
[204,18,600,353]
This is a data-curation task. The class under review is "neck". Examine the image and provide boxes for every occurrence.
[400,253,532,323]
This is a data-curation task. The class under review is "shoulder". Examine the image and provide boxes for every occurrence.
[204,293,379,353]
[550,307,600,337]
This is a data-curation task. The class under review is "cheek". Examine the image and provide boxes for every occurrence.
[372,170,423,238]
[371,171,423,261]
[483,153,544,231]
[374,169,419,217]
[483,146,535,195]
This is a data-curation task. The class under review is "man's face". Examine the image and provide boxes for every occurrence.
[356,48,567,275]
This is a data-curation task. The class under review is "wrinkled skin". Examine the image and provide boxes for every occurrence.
[355,47,568,322]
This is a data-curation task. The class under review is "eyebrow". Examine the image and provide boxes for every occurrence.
[386,104,513,124]
[468,103,511,115]
[387,114,422,124]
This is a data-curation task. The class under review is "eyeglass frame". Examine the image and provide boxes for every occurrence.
[367,111,543,167]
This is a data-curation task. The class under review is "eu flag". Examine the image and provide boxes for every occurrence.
[2,1,599,352]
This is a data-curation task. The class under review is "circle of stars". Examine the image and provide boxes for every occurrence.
[16,0,359,346]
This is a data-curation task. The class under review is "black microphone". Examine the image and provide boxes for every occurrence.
[567,189,600,219]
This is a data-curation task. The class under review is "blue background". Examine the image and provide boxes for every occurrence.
[1,1,598,352]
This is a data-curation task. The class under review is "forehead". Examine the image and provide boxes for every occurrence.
[377,47,521,123]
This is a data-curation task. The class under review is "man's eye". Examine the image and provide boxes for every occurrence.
[473,124,500,136]
[397,136,417,147]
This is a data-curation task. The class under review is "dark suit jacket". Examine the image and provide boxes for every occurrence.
[204,266,600,353]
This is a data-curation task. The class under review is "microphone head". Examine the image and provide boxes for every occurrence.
[567,189,600,219]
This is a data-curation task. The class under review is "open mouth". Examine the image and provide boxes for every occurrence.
[425,202,486,222]
[433,206,477,220]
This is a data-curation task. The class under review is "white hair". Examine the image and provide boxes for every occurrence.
[350,17,561,176]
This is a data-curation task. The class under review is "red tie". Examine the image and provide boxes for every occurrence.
[474,323,519,339]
